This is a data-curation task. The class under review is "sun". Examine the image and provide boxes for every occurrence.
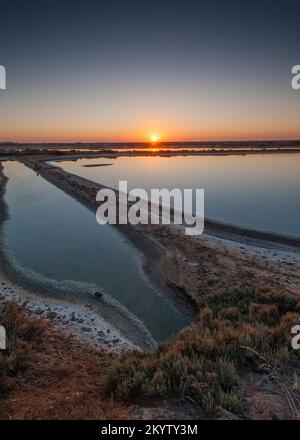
[150,134,159,143]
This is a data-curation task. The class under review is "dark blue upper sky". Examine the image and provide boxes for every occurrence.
[1,0,300,141]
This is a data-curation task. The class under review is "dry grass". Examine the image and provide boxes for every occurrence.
[0,301,129,420]
[0,301,49,393]
[105,287,300,416]
[1,286,300,419]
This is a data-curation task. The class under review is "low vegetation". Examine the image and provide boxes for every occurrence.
[1,288,300,418]
[105,287,300,415]
[0,301,49,393]
[0,301,129,419]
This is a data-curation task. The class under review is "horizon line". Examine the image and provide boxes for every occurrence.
[1,138,300,145]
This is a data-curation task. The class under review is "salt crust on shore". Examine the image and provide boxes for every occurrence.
[0,270,133,353]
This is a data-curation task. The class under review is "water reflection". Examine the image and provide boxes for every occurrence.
[3,162,190,341]
[52,153,300,237]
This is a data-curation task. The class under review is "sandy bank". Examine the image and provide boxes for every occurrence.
[20,158,300,307]
[150,224,300,305]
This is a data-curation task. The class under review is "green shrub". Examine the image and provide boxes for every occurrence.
[105,287,300,416]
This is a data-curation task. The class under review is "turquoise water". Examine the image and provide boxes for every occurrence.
[3,161,190,341]
[52,153,300,237]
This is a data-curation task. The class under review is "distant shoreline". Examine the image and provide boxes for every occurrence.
[1,139,300,150]
[2,147,300,163]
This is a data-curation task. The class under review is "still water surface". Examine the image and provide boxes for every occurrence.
[3,162,190,341]
[52,153,300,237]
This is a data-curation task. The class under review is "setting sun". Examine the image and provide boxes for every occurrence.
[150,134,159,143]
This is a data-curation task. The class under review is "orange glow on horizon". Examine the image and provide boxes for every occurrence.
[150,134,160,143]
[2,126,300,144]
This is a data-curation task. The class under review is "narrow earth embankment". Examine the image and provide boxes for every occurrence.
[0,162,158,351]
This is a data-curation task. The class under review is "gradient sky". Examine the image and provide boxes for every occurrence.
[0,0,300,142]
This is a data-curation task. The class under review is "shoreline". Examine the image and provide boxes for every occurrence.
[1,158,300,420]
[37,156,300,251]
[20,157,300,289]
[0,270,132,353]
[19,157,300,298]
[2,146,300,163]
[1,155,300,355]
[1,139,300,149]
[22,158,199,317]
[0,163,157,351]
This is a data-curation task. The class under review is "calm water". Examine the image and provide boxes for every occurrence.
[52,153,300,237]
[3,162,190,341]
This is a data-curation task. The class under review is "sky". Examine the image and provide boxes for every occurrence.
[0,0,300,142]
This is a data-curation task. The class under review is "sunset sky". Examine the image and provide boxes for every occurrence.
[0,0,300,142]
